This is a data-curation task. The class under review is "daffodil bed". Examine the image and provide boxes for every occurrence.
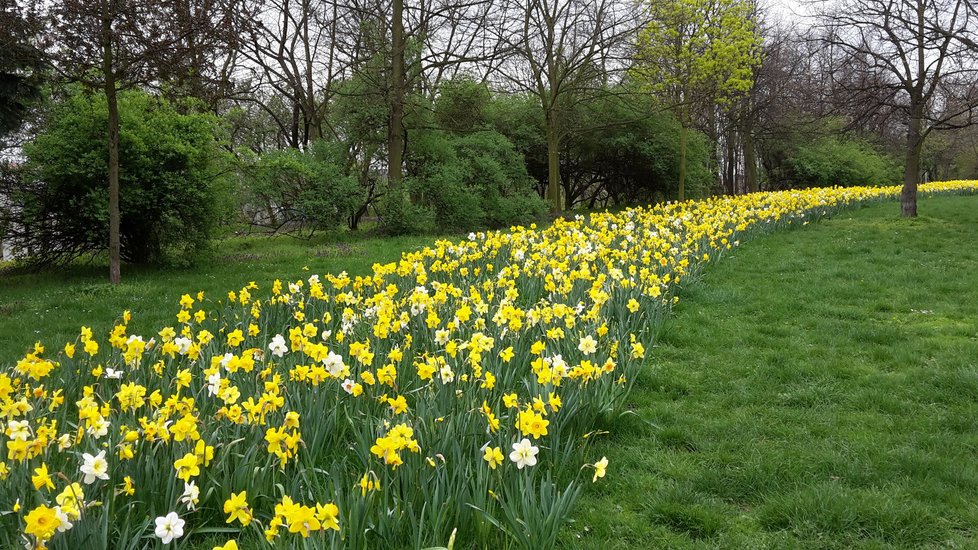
[3,181,977,550]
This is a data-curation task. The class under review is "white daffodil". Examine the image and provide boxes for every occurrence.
[578,335,597,355]
[268,334,288,357]
[206,371,222,396]
[509,438,539,469]
[80,450,109,484]
[5,419,30,441]
[154,512,185,544]
[174,337,193,355]
[180,481,200,511]
[54,506,73,533]
[86,415,110,439]
[323,351,346,377]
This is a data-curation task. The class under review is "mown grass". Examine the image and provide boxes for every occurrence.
[565,194,978,548]
[0,230,437,364]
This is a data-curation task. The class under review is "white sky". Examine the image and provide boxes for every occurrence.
[764,0,812,26]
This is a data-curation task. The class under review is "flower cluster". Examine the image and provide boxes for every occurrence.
[2,181,975,548]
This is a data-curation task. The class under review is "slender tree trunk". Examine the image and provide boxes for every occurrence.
[678,123,688,201]
[724,130,735,195]
[101,0,121,284]
[302,0,319,143]
[545,109,562,213]
[902,2,926,218]
[744,125,758,193]
[290,102,300,149]
[902,104,923,218]
[389,0,405,189]
[106,88,121,282]
[264,196,278,228]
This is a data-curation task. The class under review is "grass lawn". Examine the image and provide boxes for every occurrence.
[566,194,978,548]
[0,231,436,364]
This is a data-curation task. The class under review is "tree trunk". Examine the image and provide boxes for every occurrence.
[101,0,121,284]
[902,105,923,218]
[545,109,562,213]
[388,0,405,189]
[678,123,688,201]
[290,102,300,149]
[902,2,925,218]
[303,0,319,144]
[724,130,735,195]
[744,125,758,193]
[106,88,121,283]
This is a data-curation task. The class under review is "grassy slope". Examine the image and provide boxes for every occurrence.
[0,232,436,364]
[566,194,978,549]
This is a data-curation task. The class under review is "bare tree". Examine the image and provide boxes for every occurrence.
[233,0,349,149]
[492,0,641,212]
[812,0,978,216]
[168,0,243,109]
[233,0,501,199]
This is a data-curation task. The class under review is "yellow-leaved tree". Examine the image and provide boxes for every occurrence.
[633,0,762,200]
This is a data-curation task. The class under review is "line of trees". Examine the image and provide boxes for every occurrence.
[1,0,977,280]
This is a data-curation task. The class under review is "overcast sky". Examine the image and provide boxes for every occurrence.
[765,0,812,26]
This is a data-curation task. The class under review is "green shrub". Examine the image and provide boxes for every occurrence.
[566,91,714,203]
[406,129,547,231]
[486,86,714,206]
[789,136,901,188]
[239,141,362,231]
[15,89,232,265]
[376,186,436,235]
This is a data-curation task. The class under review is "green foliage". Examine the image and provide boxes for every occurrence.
[789,136,901,187]
[920,131,978,182]
[433,77,493,134]
[485,87,714,207]
[377,186,437,235]
[562,90,714,204]
[16,89,232,265]
[239,140,363,231]
[0,2,46,136]
[331,71,389,149]
[485,93,549,196]
[327,67,395,230]
[388,80,546,233]
[757,117,902,190]
[406,129,547,232]
[633,0,762,200]
[634,0,763,115]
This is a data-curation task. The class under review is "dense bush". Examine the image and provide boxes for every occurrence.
[0,5,45,137]
[376,79,546,234]
[486,87,714,208]
[227,77,719,233]
[789,136,901,187]
[238,140,363,232]
[564,91,714,204]
[485,93,549,197]
[404,129,547,232]
[9,90,231,264]
[376,186,436,235]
